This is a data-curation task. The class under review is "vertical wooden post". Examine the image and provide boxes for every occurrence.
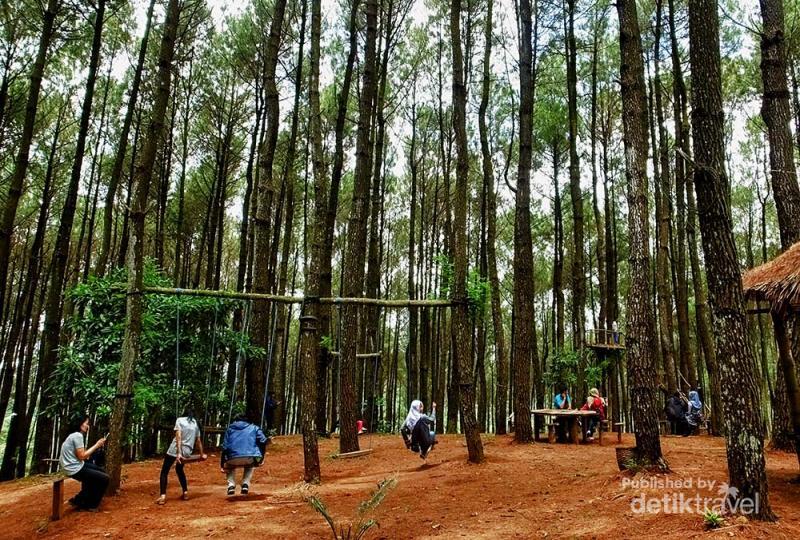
[569,417,580,445]
[51,478,64,521]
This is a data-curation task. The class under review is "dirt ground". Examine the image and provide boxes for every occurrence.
[0,432,798,539]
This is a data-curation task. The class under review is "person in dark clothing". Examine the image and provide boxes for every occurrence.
[402,400,437,459]
[221,413,268,495]
[665,392,689,435]
[59,415,109,512]
[264,393,280,431]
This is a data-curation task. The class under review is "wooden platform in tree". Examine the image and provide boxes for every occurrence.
[586,329,625,351]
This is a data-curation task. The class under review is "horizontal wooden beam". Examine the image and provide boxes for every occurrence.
[138,286,454,308]
[328,352,382,358]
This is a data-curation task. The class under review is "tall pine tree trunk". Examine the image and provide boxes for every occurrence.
[339,0,379,455]
[688,0,774,519]
[270,0,306,435]
[617,0,668,471]
[97,0,155,277]
[478,0,507,435]
[566,0,585,366]
[758,0,800,463]
[653,1,678,394]
[249,0,289,420]
[316,0,362,434]
[105,0,180,493]
[0,106,62,479]
[513,0,536,444]
[451,0,484,462]
[32,0,106,472]
[0,0,59,317]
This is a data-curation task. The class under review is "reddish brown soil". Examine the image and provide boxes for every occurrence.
[1,433,798,539]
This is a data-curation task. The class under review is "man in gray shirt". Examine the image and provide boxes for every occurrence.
[59,415,108,511]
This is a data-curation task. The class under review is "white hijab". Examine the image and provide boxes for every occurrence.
[404,400,423,430]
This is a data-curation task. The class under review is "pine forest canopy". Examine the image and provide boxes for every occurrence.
[0,0,797,522]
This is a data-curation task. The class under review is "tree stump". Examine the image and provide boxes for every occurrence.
[616,447,637,471]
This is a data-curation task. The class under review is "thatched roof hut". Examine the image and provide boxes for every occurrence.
[741,241,800,316]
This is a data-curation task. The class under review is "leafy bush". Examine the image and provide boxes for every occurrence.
[703,509,725,529]
[49,261,261,449]
[544,348,609,396]
[307,477,397,540]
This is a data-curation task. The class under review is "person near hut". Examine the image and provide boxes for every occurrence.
[264,392,280,432]
[580,388,606,441]
[221,413,269,496]
[665,392,689,435]
[402,400,437,459]
[59,415,109,512]
[685,390,704,435]
[156,408,206,505]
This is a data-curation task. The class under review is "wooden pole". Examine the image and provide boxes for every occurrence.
[138,285,454,308]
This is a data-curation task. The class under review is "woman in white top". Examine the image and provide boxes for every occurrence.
[403,400,437,458]
[59,415,108,511]
[156,409,206,505]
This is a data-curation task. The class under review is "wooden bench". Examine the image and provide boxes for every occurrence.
[52,477,65,521]
[598,420,610,444]
[614,422,625,444]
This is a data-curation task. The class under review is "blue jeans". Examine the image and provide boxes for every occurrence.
[586,417,599,436]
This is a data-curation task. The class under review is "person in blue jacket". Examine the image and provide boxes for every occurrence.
[220,413,268,496]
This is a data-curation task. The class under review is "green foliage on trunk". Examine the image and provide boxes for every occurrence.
[49,261,260,441]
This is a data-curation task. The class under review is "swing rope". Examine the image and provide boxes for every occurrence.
[367,350,380,450]
[228,301,252,425]
[203,303,219,428]
[260,301,279,430]
[175,301,181,417]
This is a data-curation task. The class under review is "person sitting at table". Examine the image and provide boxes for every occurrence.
[551,385,572,442]
[552,385,572,409]
[580,388,606,441]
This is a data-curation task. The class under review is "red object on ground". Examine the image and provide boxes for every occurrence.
[356,420,364,433]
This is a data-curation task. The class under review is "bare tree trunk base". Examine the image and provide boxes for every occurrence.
[616,447,670,473]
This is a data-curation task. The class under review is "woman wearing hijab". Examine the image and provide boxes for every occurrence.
[402,400,437,458]
[685,390,703,434]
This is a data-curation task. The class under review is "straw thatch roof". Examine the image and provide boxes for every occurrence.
[741,241,800,316]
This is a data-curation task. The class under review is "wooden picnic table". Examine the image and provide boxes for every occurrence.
[531,408,598,444]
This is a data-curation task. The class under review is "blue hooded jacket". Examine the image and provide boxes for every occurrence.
[222,421,268,464]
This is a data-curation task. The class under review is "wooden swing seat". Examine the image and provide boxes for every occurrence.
[178,453,209,463]
[332,449,374,459]
[223,456,263,469]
